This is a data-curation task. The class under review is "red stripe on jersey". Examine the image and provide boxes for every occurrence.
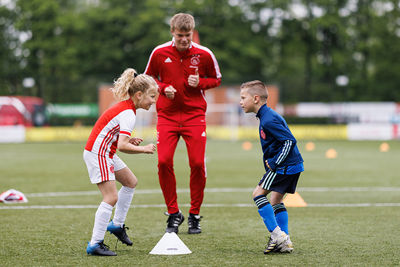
[98,125,119,160]
[120,131,131,136]
[103,126,120,159]
[99,125,119,182]
[98,154,107,182]
[101,128,119,182]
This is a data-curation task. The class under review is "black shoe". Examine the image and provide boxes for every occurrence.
[188,213,202,234]
[165,212,185,233]
[107,220,133,246]
[86,241,117,256]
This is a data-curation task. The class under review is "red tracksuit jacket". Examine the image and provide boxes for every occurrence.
[145,39,222,126]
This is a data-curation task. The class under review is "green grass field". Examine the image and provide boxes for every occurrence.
[1,139,400,266]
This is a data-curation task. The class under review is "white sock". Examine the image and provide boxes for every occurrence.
[90,201,113,246]
[113,186,135,227]
[271,226,284,238]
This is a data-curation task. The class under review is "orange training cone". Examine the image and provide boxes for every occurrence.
[325,148,337,159]
[283,192,307,207]
[305,142,315,151]
[379,142,390,152]
[242,141,253,151]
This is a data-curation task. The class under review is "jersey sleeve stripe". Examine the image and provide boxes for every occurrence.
[276,140,290,164]
[144,41,173,74]
[120,131,131,136]
[276,140,292,165]
[192,42,222,79]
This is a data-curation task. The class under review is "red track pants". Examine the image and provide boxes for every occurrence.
[157,124,207,215]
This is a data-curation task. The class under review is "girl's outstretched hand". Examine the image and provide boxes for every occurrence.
[142,143,156,154]
[129,137,143,146]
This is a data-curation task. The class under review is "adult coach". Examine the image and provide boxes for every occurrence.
[144,13,221,234]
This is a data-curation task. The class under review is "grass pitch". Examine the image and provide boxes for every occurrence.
[0,139,400,266]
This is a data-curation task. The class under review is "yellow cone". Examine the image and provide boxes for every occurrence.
[283,192,307,207]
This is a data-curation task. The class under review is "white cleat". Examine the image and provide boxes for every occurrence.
[276,236,294,253]
[264,228,289,254]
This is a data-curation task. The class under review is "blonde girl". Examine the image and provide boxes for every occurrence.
[84,68,158,256]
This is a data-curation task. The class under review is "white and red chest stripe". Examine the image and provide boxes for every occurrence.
[85,99,136,159]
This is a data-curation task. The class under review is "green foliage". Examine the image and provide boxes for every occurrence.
[178,0,268,84]
[0,5,21,95]
[1,1,400,102]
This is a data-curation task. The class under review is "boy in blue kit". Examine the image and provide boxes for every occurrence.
[239,80,304,254]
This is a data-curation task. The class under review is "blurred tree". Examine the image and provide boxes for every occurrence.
[1,0,399,103]
[0,4,22,95]
[249,0,353,102]
[362,0,400,101]
[248,0,400,102]
[375,5,400,101]
[173,0,268,84]
[15,0,65,101]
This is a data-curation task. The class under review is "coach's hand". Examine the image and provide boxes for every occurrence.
[188,68,199,87]
[164,86,176,99]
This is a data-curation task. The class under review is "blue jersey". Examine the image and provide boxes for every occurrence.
[256,104,304,174]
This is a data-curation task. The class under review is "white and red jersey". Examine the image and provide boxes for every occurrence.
[145,39,221,126]
[85,99,136,159]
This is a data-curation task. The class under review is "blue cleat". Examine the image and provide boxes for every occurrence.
[86,241,117,256]
[107,220,133,246]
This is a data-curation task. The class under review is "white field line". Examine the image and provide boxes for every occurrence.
[25,187,400,197]
[1,203,400,210]
[1,187,397,210]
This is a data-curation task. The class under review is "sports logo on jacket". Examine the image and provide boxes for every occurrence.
[260,129,266,140]
[164,57,172,63]
[191,55,200,65]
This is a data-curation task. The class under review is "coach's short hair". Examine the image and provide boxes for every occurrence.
[240,80,268,100]
[170,13,195,32]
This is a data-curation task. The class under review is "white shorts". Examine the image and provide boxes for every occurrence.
[83,150,127,184]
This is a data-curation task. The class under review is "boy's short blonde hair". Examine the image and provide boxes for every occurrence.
[170,13,195,32]
[240,80,268,100]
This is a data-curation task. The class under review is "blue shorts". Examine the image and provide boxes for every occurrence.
[258,170,301,194]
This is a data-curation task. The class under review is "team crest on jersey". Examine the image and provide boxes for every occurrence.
[260,129,266,140]
[190,55,200,65]
[110,165,114,173]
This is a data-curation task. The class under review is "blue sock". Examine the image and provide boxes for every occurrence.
[254,195,278,232]
[273,203,289,235]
